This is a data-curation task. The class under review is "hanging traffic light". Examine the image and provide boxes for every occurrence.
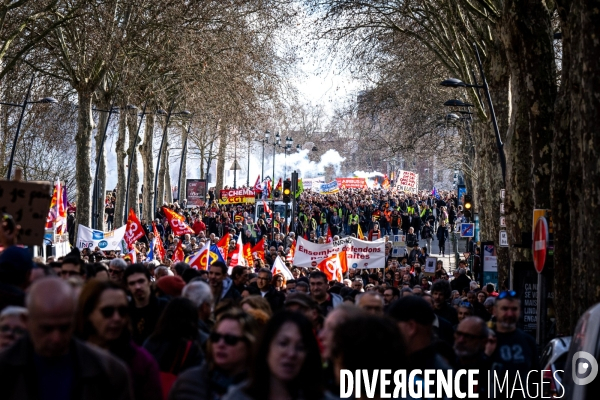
[464,194,473,218]
[283,179,292,203]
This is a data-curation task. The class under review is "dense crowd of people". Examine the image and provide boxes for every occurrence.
[0,187,541,399]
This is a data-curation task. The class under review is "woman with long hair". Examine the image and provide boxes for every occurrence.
[169,309,259,400]
[76,280,162,400]
[271,273,285,292]
[143,297,205,398]
[224,311,326,400]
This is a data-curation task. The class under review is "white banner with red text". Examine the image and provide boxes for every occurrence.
[293,236,385,269]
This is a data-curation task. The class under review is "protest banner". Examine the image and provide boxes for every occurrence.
[218,188,256,204]
[76,224,127,251]
[396,170,419,193]
[319,180,340,194]
[336,177,368,189]
[186,179,207,207]
[0,179,52,246]
[293,236,385,269]
[302,178,325,190]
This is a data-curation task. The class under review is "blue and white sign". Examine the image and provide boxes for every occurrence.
[460,223,475,238]
[319,180,340,194]
[76,224,127,251]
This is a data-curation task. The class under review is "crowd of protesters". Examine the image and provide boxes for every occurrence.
[0,186,541,399]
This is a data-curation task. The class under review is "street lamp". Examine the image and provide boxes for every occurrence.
[2,74,58,179]
[440,43,506,183]
[271,132,281,240]
[153,101,191,214]
[284,136,293,178]
[261,130,270,180]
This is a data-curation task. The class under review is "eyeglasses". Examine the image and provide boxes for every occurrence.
[99,306,129,319]
[454,330,485,340]
[108,268,123,275]
[210,332,245,346]
[0,325,26,336]
[498,290,517,300]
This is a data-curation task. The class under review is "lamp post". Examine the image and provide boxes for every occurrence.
[261,130,270,180]
[271,132,281,241]
[177,116,193,201]
[284,136,293,178]
[2,74,58,179]
[440,43,506,183]
[246,136,251,187]
[233,134,238,189]
[153,101,191,214]
[124,102,147,216]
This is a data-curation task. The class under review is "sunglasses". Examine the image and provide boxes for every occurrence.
[0,325,26,336]
[498,290,517,300]
[99,306,128,319]
[210,332,245,346]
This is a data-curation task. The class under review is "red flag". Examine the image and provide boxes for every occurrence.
[216,235,231,261]
[326,226,333,243]
[229,235,245,266]
[263,202,272,217]
[251,238,265,262]
[286,240,296,263]
[172,241,185,263]
[275,178,282,192]
[317,252,345,282]
[162,206,195,236]
[267,179,272,197]
[243,242,253,266]
[272,256,293,285]
[253,175,262,193]
[124,209,145,249]
[188,241,210,270]
[152,222,166,261]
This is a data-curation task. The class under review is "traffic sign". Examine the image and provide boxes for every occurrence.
[499,230,508,247]
[500,216,506,227]
[460,223,474,237]
[533,217,548,273]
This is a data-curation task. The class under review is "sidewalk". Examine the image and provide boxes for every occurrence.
[418,231,467,274]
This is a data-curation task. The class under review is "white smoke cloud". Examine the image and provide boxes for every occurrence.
[353,170,384,178]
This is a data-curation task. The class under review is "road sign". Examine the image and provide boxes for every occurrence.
[499,230,508,247]
[500,216,506,227]
[460,223,474,237]
[533,216,548,273]
[500,203,505,214]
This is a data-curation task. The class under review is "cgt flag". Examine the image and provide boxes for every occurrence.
[124,209,145,249]
[317,251,346,282]
[251,238,265,262]
[243,242,253,266]
[152,222,166,261]
[188,241,210,270]
[172,241,185,263]
[253,175,262,194]
[216,235,231,261]
[162,206,195,236]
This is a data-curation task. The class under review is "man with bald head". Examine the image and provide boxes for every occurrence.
[0,277,133,400]
[355,291,384,315]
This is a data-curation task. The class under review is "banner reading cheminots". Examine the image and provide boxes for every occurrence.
[293,236,385,269]
[218,188,256,204]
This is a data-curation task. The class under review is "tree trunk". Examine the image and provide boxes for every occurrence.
[215,124,228,192]
[94,97,111,232]
[140,113,154,221]
[551,0,573,335]
[567,0,600,323]
[179,124,188,201]
[165,147,173,203]
[75,90,96,231]
[157,136,168,206]
[126,108,141,218]
[113,109,127,227]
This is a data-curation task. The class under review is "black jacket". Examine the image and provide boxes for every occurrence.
[262,285,286,313]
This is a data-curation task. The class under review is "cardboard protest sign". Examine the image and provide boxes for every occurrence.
[0,180,52,246]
